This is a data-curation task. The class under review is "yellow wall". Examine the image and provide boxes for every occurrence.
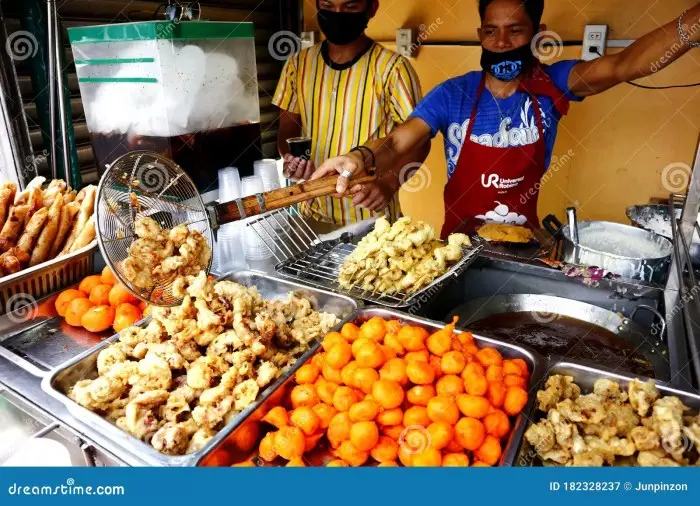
[304,1,700,230]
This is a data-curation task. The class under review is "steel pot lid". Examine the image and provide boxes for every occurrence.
[561,221,673,260]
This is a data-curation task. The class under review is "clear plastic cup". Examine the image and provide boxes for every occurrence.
[218,166,242,202]
[254,159,281,191]
[241,175,273,260]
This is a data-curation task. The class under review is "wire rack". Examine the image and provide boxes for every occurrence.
[245,208,485,308]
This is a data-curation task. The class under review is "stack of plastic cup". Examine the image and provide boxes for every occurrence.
[253,159,282,191]
[214,167,246,273]
[241,175,273,261]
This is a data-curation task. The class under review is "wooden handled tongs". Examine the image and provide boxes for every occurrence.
[211,170,378,225]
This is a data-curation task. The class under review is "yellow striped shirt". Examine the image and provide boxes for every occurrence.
[273,42,422,226]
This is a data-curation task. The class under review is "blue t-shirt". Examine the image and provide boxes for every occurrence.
[411,60,583,178]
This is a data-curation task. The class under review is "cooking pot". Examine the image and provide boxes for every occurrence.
[626,204,700,267]
[543,214,673,283]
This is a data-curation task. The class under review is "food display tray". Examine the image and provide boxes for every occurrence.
[0,240,97,316]
[41,270,360,467]
[513,359,700,467]
[202,307,547,468]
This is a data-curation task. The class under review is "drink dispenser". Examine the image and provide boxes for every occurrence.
[68,21,261,193]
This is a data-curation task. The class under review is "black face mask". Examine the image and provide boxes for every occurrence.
[480,43,536,81]
[317,8,369,45]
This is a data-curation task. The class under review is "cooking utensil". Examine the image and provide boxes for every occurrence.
[627,203,700,267]
[41,270,359,467]
[199,307,546,467]
[448,294,668,379]
[542,214,673,283]
[513,359,700,467]
[95,151,377,305]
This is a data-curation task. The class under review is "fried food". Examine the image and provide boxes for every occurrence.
[68,271,340,456]
[526,375,699,467]
[122,218,211,291]
[477,223,535,243]
[338,217,472,296]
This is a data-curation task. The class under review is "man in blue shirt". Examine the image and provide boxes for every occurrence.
[313,0,700,237]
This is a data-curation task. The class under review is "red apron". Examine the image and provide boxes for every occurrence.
[441,75,547,239]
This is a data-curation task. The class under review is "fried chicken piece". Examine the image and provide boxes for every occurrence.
[539,447,571,465]
[525,420,556,452]
[651,396,689,457]
[637,449,681,467]
[593,378,628,404]
[124,390,169,440]
[186,428,215,454]
[582,403,640,440]
[630,426,661,451]
[256,361,279,388]
[151,419,198,456]
[96,343,128,376]
[557,394,607,424]
[233,379,260,411]
[133,355,172,391]
[572,452,604,467]
[187,356,229,390]
[628,379,659,417]
[70,376,126,411]
[145,342,185,370]
[547,408,578,450]
[160,386,197,423]
[537,375,581,412]
[192,385,235,430]
[683,414,700,453]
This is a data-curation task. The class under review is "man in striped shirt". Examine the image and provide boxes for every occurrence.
[274,0,427,233]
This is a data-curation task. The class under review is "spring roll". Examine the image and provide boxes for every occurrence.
[17,207,48,254]
[0,182,17,231]
[14,176,46,205]
[69,214,95,252]
[26,187,43,217]
[50,202,80,258]
[0,246,30,274]
[59,185,95,255]
[63,189,77,204]
[30,193,63,266]
[0,205,29,253]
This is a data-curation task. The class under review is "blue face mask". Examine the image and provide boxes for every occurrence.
[480,44,535,81]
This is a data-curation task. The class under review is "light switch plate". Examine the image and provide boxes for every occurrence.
[582,24,608,61]
[300,31,316,50]
[396,28,415,58]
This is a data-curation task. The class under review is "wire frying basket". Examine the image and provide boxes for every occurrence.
[245,208,485,308]
[95,151,213,306]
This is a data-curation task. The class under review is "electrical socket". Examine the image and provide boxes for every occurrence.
[300,31,316,50]
[582,24,608,61]
[396,28,416,58]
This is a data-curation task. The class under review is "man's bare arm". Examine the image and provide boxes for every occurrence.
[568,3,700,97]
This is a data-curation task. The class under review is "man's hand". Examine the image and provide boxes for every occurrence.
[348,179,396,212]
[282,154,315,181]
[311,151,365,193]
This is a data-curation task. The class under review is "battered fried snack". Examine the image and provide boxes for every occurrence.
[477,223,535,244]
[30,193,63,266]
[0,204,29,253]
[0,182,17,231]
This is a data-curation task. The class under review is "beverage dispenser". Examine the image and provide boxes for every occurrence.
[68,21,261,194]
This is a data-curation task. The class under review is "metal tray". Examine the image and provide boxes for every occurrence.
[40,270,360,467]
[513,359,700,467]
[0,240,97,316]
[202,307,547,467]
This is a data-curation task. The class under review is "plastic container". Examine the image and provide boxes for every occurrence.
[218,166,242,202]
[68,21,261,191]
[241,176,273,261]
[253,159,281,191]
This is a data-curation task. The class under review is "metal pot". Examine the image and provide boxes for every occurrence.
[543,214,673,283]
[626,204,700,267]
[448,293,669,378]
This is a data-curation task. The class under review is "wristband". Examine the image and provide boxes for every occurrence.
[350,146,376,169]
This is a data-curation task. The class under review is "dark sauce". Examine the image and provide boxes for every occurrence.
[467,312,655,378]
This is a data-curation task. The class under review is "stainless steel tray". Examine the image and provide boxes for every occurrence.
[41,270,360,467]
[205,307,547,467]
[513,359,700,467]
[0,240,97,316]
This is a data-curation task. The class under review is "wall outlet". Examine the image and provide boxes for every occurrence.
[396,28,416,58]
[300,31,316,50]
[582,24,608,61]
